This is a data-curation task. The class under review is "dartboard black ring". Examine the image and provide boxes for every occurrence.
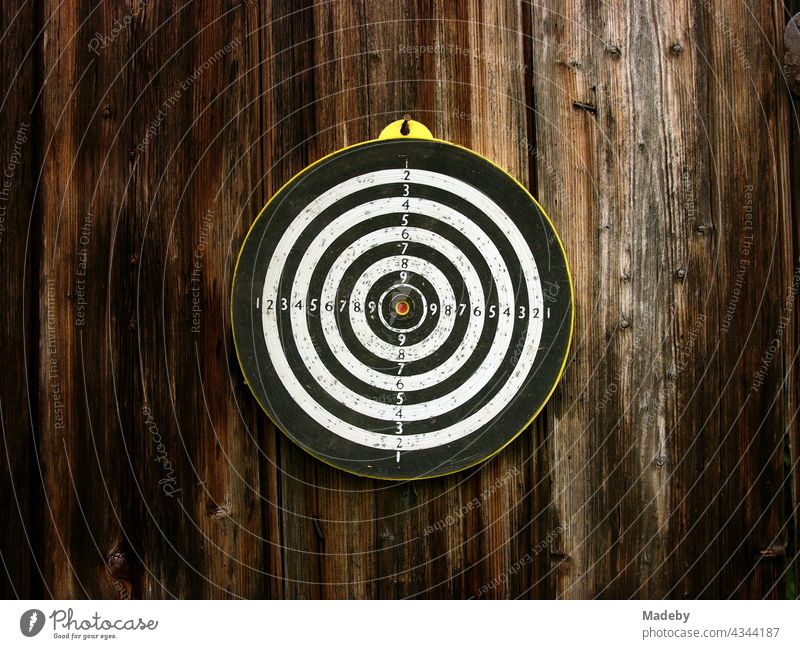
[232,120,573,480]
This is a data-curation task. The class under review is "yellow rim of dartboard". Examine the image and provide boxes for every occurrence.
[231,118,574,481]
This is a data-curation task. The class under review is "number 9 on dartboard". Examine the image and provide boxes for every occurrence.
[231,118,573,480]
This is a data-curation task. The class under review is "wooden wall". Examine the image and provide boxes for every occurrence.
[0,0,798,599]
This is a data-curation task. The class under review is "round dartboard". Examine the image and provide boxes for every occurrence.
[232,119,573,480]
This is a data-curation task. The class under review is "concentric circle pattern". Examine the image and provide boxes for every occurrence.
[232,136,573,479]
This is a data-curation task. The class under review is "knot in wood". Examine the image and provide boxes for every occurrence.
[209,501,232,519]
[107,550,127,572]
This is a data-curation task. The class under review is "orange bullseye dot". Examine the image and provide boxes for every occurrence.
[395,300,411,317]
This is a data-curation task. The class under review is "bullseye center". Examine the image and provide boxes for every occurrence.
[394,300,411,317]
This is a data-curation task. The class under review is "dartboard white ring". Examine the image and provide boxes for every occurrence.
[232,132,573,480]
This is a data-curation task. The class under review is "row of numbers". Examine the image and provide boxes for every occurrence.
[264,298,539,319]
[395,163,411,458]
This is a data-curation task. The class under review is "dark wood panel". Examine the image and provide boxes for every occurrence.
[694,0,793,599]
[124,1,271,598]
[35,0,270,598]
[0,0,797,600]
[0,0,41,599]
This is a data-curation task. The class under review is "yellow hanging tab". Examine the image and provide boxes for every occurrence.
[378,117,434,140]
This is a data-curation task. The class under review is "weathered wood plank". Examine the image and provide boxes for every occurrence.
[128,1,271,598]
[702,0,795,599]
[782,0,800,601]
[530,0,796,598]
[36,1,270,598]
[38,0,136,598]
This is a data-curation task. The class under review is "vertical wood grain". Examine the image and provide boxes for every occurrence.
[789,83,800,600]
[692,0,794,599]
[37,1,270,599]
[38,0,129,598]
[129,1,271,598]
[530,0,796,598]
[0,0,41,599]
